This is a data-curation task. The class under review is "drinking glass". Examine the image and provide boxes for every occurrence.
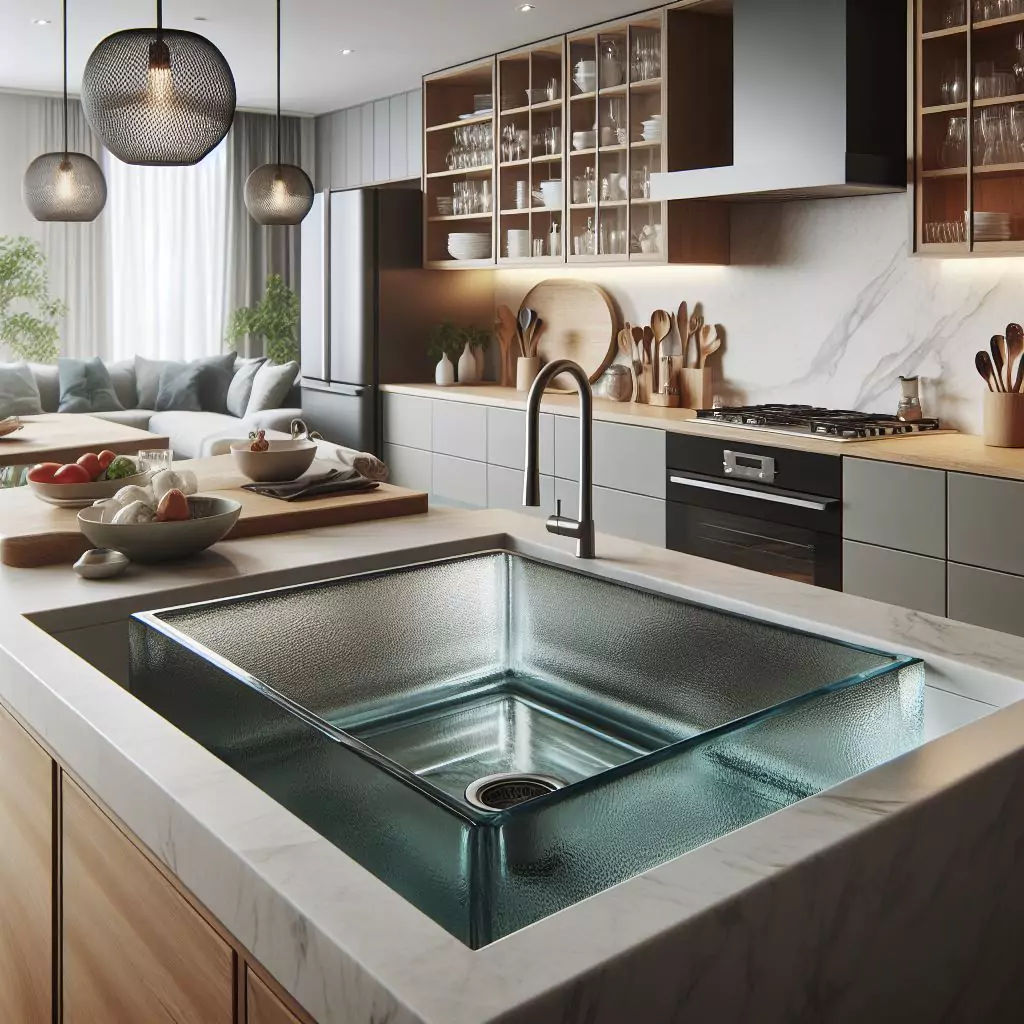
[138,449,172,476]
[939,116,967,168]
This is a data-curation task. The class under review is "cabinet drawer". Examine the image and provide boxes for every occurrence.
[432,454,487,509]
[486,407,554,474]
[948,562,1024,638]
[555,480,666,547]
[383,394,432,450]
[843,540,946,617]
[843,459,945,558]
[949,472,1024,575]
[433,401,488,462]
[384,443,431,493]
[487,464,555,518]
[555,418,666,499]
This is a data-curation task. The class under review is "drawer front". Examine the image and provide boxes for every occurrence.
[384,443,431,493]
[948,562,1024,638]
[432,454,487,509]
[843,540,947,617]
[949,472,1024,575]
[555,418,666,499]
[555,480,666,547]
[382,394,432,450]
[487,464,555,519]
[433,401,488,462]
[486,408,554,474]
[843,459,946,558]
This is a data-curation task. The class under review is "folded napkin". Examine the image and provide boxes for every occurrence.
[241,467,379,502]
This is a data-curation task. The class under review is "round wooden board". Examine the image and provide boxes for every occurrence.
[520,279,619,391]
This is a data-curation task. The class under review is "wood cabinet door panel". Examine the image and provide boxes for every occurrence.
[62,777,233,1024]
[0,703,52,1024]
[246,969,307,1024]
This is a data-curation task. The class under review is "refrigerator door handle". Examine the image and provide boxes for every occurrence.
[321,193,331,380]
[302,381,368,399]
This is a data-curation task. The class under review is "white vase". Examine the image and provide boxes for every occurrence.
[457,343,478,384]
[435,352,455,386]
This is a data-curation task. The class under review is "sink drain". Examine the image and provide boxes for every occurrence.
[465,773,566,811]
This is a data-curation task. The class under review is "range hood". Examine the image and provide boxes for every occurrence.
[652,0,907,202]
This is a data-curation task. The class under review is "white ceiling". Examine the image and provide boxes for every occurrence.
[1,0,655,116]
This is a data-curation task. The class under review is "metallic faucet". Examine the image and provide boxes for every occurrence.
[523,359,595,559]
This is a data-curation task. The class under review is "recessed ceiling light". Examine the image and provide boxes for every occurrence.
[517,4,536,11]
[340,48,355,55]
[194,16,208,21]
[31,18,51,26]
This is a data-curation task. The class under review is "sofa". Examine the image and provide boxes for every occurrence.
[15,356,303,460]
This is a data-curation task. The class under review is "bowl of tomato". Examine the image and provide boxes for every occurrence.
[27,451,150,508]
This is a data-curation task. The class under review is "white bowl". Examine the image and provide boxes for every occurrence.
[575,60,597,73]
[572,130,597,151]
[230,439,318,482]
[78,496,242,563]
[29,471,151,508]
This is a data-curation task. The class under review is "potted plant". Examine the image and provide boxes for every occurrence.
[226,274,300,364]
[0,236,66,364]
[428,322,493,385]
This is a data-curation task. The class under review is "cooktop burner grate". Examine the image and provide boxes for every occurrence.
[696,405,944,440]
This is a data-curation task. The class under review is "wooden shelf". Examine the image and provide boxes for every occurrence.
[974,12,1024,32]
[569,202,596,210]
[501,104,531,116]
[597,199,629,207]
[976,93,1024,108]
[973,240,1024,253]
[425,258,496,270]
[500,158,530,168]
[426,112,493,133]
[630,77,663,92]
[570,91,598,102]
[922,101,969,115]
[533,152,563,163]
[977,161,1024,175]
[569,147,598,157]
[426,165,494,179]
[598,84,628,96]
[921,25,967,40]
[630,197,663,205]
[920,167,967,178]
[530,98,563,112]
[428,213,494,222]
[631,139,663,149]
[498,208,530,216]
[598,143,628,153]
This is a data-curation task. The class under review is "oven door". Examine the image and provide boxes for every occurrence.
[667,473,842,590]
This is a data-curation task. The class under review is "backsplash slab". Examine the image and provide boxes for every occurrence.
[494,193,1024,434]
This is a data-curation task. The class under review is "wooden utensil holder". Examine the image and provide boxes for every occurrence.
[983,392,1024,447]
[639,364,654,404]
[679,367,714,410]
[649,392,680,408]
[516,357,542,392]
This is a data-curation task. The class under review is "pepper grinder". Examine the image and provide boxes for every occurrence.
[897,375,923,422]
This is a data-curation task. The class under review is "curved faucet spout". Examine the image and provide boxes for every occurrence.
[523,360,596,558]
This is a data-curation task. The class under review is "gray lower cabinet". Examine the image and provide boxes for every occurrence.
[433,401,488,463]
[555,479,666,548]
[554,418,666,499]
[432,453,487,509]
[486,408,554,474]
[384,443,431,493]
[948,562,1024,638]
[948,472,1024,577]
[843,459,946,559]
[487,464,554,519]
[383,394,432,450]
[842,540,947,617]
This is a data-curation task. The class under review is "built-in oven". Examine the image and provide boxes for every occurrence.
[666,434,843,590]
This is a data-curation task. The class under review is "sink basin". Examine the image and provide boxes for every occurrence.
[130,552,924,948]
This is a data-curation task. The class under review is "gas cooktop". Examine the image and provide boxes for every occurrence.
[696,405,949,442]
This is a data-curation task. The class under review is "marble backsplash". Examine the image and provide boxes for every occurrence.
[493,192,1024,434]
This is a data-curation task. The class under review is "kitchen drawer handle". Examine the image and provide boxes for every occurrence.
[669,475,835,511]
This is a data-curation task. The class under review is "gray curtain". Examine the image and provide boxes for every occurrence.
[223,111,316,358]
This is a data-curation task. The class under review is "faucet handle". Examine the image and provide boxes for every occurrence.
[555,499,562,520]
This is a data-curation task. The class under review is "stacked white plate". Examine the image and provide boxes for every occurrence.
[642,114,663,143]
[506,229,530,259]
[448,232,491,260]
[971,210,1011,242]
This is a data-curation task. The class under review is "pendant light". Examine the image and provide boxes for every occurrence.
[244,0,313,226]
[23,0,107,222]
[80,0,236,166]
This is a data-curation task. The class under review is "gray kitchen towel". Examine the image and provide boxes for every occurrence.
[241,467,379,502]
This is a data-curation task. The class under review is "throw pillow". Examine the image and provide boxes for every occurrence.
[107,359,139,409]
[0,362,43,418]
[155,363,204,413]
[135,352,237,412]
[57,357,124,414]
[226,357,266,418]
[29,362,60,412]
[245,360,299,417]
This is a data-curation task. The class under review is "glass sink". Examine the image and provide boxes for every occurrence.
[129,552,924,948]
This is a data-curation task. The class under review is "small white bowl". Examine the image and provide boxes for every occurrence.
[230,439,318,482]
[572,130,597,151]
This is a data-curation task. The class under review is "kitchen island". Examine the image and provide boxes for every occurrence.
[1,507,1023,1022]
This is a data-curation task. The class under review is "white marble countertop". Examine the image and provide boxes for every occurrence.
[2,509,1024,1022]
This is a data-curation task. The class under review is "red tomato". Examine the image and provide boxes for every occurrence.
[52,463,91,485]
[76,453,103,481]
[97,450,117,470]
[155,488,190,523]
[27,462,62,484]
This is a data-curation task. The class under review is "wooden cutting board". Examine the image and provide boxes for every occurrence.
[521,279,619,391]
[0,456,428,569]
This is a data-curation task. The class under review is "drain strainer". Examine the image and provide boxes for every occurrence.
[465,773,566,811]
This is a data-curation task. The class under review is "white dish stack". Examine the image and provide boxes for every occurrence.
[539,180,564,208]
[970,210,1012,242]
[641,114,663,143]
[506,229,531,259]
[448,232,491,260]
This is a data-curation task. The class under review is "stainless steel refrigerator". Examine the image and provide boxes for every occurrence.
[300,186,492,455]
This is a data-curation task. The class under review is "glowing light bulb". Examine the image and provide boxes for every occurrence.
[146,40,173,108]
[55,160,75,202]
[272,173,288,205]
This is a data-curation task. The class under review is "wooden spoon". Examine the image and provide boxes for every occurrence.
[617,329,638,401]
[631,325,646,364]
[1006,323,1024,391]
[991,334,1008,392]
[698,324,722,369]
[651,310,672,353]
[976,350,999,392]
[677,301,688,357]
[495,305,519,385]
[687,313,704,369]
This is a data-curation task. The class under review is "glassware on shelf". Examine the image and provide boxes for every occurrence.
[631,164,651,199]
[571,166,596,204]
[922,219,967,243]
[542,126,561,155]
[973,106,1024,165]
[940,60,966,105]
[973,65,1017,100]
[574,216,597,256]
[631,30,661,82]
[939,115,968,168]
[452,180,492,216]
[501,124,529,163]
[599,38,625,88]
[546,78,560,102]
[549,219,562,256]
[446,123,493,170]
[973,0,1024,21]
[943,0,967,25]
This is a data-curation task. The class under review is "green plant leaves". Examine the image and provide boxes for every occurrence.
[0,236,66,364]
[226,273,300,364]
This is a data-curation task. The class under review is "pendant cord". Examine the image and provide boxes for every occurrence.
[61,0,68,156]
[276,0,282,166]
[156,0,163,38]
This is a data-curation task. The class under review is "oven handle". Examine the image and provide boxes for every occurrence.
[668,475,837,511]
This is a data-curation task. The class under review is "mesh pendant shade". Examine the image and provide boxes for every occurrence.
[23,152,108,222]
[82,25,236,166]
[245,163,314,225]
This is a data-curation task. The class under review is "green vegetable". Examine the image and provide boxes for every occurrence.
[103,456,137,481]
